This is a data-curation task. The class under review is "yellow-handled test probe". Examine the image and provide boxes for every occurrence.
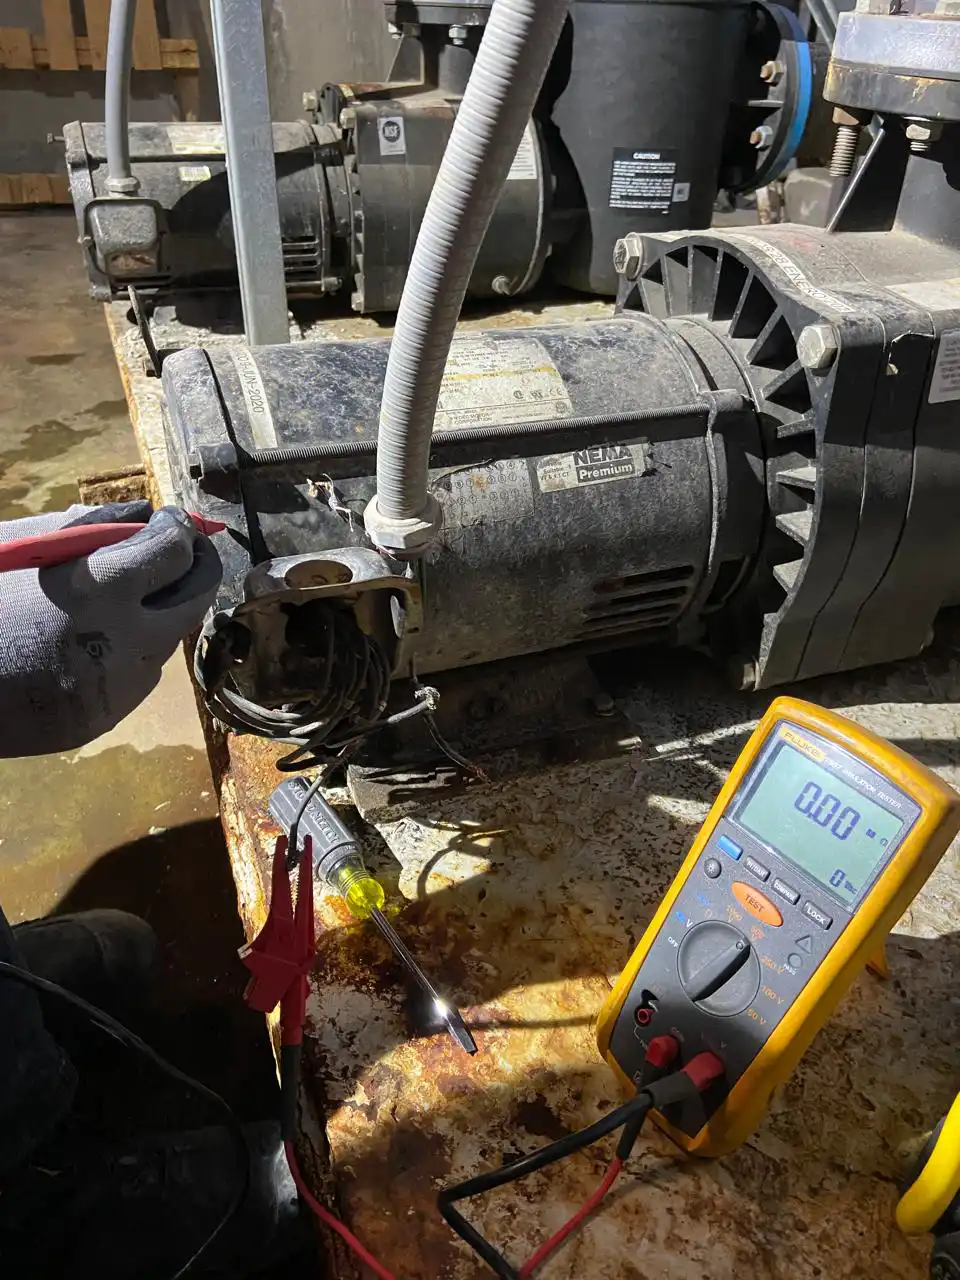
[269,776,477,1053]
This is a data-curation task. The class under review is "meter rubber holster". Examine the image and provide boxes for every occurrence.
[897,1094,960,1275]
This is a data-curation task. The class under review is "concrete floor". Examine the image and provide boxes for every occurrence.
[0,210,277,1115]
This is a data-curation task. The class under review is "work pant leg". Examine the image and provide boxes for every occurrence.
[0,904,76,1177]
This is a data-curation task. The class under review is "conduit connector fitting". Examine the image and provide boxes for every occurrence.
[363,493,444,554]
[105,173,140,196]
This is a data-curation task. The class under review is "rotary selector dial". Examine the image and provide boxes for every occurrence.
[677,920,761,1016]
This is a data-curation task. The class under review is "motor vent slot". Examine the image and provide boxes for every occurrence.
[581,566,694,638]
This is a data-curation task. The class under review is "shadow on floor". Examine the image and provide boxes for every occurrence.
[52,817,280,1128]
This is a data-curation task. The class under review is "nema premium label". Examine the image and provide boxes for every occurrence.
[536,442,651,492]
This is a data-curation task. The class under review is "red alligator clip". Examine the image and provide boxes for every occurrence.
[239,835,316,1045]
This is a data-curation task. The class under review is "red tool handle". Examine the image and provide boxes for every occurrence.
[0,514,226,573]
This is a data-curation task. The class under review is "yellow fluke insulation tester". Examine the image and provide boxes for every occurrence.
[598,697,960,1157]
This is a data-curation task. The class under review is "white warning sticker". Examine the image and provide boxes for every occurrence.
[609,149,676,212]
[434,336,572,429]
[435,458,534,529]
[507,126,538,181]
[377,116,406,156]
[167,123,225,155]
[536,443,651,493]
[929,329,960,404]
[179,164,212,184]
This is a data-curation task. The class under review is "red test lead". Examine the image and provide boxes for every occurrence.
[0,512,226,573]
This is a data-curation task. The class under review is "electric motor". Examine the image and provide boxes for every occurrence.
[64,113,549,312]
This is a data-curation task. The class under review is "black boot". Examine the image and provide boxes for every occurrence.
[0,1118,313,1278]
[12,909,159,1011]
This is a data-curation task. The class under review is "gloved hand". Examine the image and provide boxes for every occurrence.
[0,502,222,756]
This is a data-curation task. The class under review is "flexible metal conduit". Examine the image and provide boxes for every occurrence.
[369,0,571,550]
[105,0,139,194]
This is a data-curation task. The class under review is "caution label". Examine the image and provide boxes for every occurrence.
[536,442,650,493]
[609,148,676,212]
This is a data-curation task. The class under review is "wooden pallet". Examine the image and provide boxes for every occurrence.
[0,0,200,208]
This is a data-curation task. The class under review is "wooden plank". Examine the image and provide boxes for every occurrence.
[0,27,34,69]
[83,0,110,70]
[174,70,201,122]
[20,174,52,204]
[0,173,71,207]
[132,0,162,71]
[41,0,79,70]
[29,33,199,70]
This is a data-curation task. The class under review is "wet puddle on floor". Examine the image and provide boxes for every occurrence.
[0,741,218,921]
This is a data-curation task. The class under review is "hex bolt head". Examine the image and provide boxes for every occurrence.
[301,90,319,113]
[612,232,644,280]
[591,691,616,717]
[448,23,469,43]
[905,117,943,153]
[797,323,839,371]
[760,60,784,85]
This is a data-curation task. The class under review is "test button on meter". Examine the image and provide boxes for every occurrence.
[732,882,783,927]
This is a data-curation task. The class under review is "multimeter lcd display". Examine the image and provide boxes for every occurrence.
[736,741,905,905]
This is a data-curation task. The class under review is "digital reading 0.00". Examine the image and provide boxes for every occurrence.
[736,741,904,904]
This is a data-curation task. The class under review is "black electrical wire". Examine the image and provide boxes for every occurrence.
[282,682,462,869]
[438,1093,654,1279]
[0,961,249,1280]
[194,604,392,766]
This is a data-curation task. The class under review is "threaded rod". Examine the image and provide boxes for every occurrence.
[829,124,861,179]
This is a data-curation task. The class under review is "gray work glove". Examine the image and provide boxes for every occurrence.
[0,502,222,756]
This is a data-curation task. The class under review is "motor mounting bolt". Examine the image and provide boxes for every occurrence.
[592,691,617,717]
[613,232,644,280]
[760,60,784,85]
[797,323,839,371]
[904,118,943,155]
[448,23,468,43]
[750,125,774,149]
